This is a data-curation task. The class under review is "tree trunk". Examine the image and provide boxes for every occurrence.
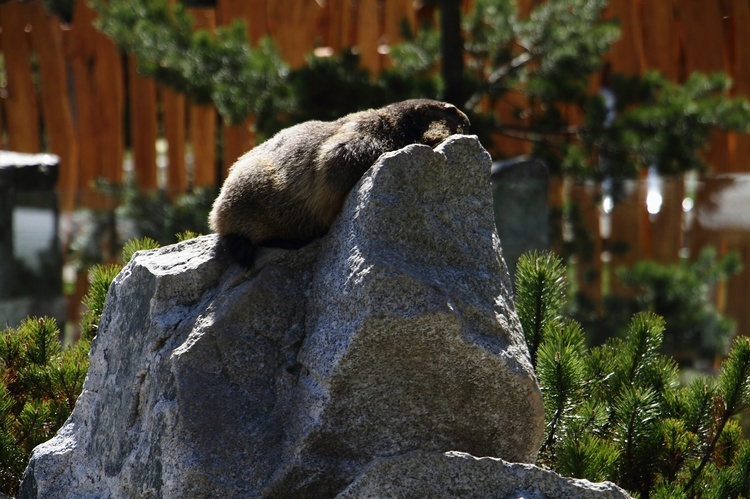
[439,0,464,106]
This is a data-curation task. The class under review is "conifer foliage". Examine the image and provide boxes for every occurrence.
[88,0,750,175]
[0,317,88,493]
[516,251,750,498]
[90,0,290,127]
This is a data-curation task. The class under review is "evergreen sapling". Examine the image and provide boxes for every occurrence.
[0,237,170,496]
[516,251,750,498]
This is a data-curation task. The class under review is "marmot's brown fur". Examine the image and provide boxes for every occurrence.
[209,99,470,265]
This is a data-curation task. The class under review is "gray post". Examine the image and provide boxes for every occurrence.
[491,155,550,282]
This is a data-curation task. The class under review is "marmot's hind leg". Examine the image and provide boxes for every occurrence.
[217,233,257,267]
[261,237,314,250]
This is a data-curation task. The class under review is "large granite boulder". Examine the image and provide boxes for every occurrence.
[20,136,628,498]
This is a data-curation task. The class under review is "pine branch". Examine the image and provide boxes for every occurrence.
[620,312,664,386]
[686,337,750,494]
[537,319,585,456]
[122,237,160,264]
[80,264,122,341]
[614,385,661,495]
[465,51,534,109]
[515,251,567,365]
[735,443,750,498]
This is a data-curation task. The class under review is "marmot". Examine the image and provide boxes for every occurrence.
[209,99,471,266]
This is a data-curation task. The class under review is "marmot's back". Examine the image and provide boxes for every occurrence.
[209,99,471,266]
[209,120,338,244]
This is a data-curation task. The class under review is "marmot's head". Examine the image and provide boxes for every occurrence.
[384,99,471,147]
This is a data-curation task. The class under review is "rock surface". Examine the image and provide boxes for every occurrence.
[20,136,626,498]
[339,451,629,499]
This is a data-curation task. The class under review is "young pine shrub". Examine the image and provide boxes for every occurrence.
[0,318,88,494]
[79,264,122,342]
[515,250,567,365]
[515,251,750,498]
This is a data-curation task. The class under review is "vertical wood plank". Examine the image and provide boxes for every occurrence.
[728,0,750,171]
[65,1,124,206]
[321,0,345,51]
[187,8,218,187]
[26,0,79,212]
[606,0,646,76]
[215,0,268,43]
[674,0,731,172]
[221,123,254,179]
[356,0,382,73]
[190,103,217,187]
[215,0,259,178]
[0,1,41,152]
[128,56,158,191]
[160,0,187,195]
[674,1,729,84]
[640,0,679,81]
[266,1,322,67]
[92,18,124,184]
[341,0,359,48]
[162,88,187,196]
[382,0,415,61]
[66,6,97,201]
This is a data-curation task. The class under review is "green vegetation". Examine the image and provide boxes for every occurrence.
[517,251,750,498]
[68,182,211,269]
[90,0,290,128]
[573,248,742,364]
[0,237,170,496]
[88,0,750,177]
[0,317,87,494]
[68,0,750,361]
[4,1,750,496]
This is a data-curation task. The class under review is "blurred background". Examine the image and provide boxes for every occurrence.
[2,0,750,371]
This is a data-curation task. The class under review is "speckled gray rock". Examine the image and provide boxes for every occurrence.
[21,136,551,497]
[20,235,318,498]
[337,451,631,498]
[264,136,544,495]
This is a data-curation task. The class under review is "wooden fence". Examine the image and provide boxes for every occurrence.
[0,0,423,211]
[562,172,750,343]
[3,0,750,209]
[3,0,750,336]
